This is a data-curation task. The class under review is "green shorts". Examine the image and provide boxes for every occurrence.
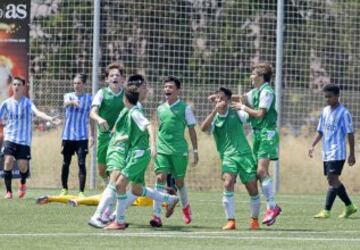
[96,133,111,165]
[252,129,279,161]
[106,140,128,173]
[222,153,257,184]
[154,153,188,178]
[122,149,151,184]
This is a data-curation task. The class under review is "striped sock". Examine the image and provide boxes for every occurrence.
[250,195,261,218]
[116,193,128,224]
[93,182,116,218]
[222,191,235,220]
[261,177,276,209]
[151,184,166,217]
[177,186,189,208]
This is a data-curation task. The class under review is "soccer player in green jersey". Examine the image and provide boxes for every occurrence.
[201,87,260,230]
[150,76,199,227]
[104,85,179,230]
[233,63,281,226]
[88,74,151,228]
[90,63,125,185]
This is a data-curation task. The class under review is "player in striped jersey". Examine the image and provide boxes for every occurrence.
[90,63,126,185]
[60,73,94,197]
[0,76,61,199]
[309,84,357,219]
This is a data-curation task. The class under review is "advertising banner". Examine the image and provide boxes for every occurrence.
[0,0,31,178]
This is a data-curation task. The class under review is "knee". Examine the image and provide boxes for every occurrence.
[223,179,234,191]
[132,185,143,196]
[257,169,268,179]
[156,173,166,183]
[98,166,106,177]
[175,179,184,189]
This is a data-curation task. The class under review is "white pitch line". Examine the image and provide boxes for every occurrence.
[0,230,359,240]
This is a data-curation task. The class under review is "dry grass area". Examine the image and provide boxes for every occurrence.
[28,127,360,194]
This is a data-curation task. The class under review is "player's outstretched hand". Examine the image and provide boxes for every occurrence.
[348,154,356,166]
[51,117,61,126]
[308,147,314,158]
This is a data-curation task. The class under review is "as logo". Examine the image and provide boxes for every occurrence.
[0,4,27,19]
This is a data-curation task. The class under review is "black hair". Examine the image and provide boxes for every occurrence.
[74,73,87,83]
[127,74,146,87]
[218,87,232,100]
[13,76,26,85]
[124,85,139,105]
[164,76,181,89]
[323,84,340,96]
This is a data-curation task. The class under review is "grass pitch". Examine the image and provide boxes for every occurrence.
[0,189,359,250]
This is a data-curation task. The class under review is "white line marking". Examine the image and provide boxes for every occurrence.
[0,230,359,242]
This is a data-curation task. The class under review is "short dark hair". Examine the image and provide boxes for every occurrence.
[13,76,26,85]
[124,85,139,105]
[74,73,87,83]
[127,74,146,87]
[105,62,125,78]
[252,63,273,82]
[323,84,340,96]
[164,76,181,89]
[218,87,232,99]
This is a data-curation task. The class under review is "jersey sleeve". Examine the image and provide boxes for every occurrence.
[0,101,7,120]
[91,89,103,107]
[342,110,354,134]
[64,93,71,103]
[259,90,274,111]
[316,112,324,134]
[185,105,197,127]
[30,101,39,114]
[131,110,150,132]
[245,90,254,107]
[237,110,249,124]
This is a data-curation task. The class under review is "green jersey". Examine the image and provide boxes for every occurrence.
[92,87,124,133]
[156,99,196,155]
[128,106,150,150]
[212,107,252,158]
[247,83,277,130]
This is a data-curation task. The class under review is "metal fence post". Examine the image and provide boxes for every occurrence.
[90,0,101,190]
[274,0,284,193]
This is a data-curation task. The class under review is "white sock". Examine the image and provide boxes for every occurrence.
[177,186,189,208]
[125,190,138,209]
[144,186,173,203]
[222,191,235,220]
[152,183,165,217]
[115,193,127,224]
[93,183,116,218]
[250,195,261,219]
[261,177,276,209]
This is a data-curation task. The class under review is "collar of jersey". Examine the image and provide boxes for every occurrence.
[167,99,180,108]
[107,86,123,96]
[217,107,229,118]
[257,82,269,91]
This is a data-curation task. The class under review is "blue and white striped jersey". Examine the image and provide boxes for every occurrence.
[62,92,92,141]
[317,104,353,161]
[0,97,38,146]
